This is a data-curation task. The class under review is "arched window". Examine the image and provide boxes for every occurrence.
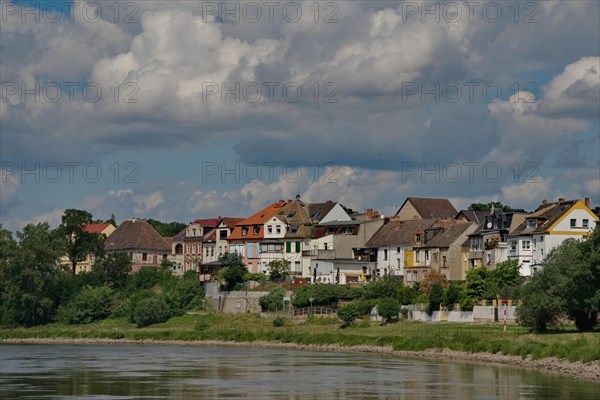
[175,244,183,254]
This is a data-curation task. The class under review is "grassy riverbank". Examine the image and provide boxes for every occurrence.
[2,313,600,365]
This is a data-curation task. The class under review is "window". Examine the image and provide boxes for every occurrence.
[192,229,197,236]
[415,233,421,242]
[242,227,248,236]
[267,225,273,234]
[253,226,260,235]
[383,249,388,260]
[425,250,429,262]
[527,219,536,228]
[510,241,517,251]
[294,261,301,272]
[397,247,401,253]
[539,236,544,242]
[219,230,227,240]
[583,219,589,228]
[295,242,301,252]
[415,250,420,262]
[570,219,576,227]
[210,248,214,257]
[276,225,281,234]
[175,244,183,254]
[522,241,531,250]
[324,243,328,250]
[142,253,147,261]
[442,255,447,267]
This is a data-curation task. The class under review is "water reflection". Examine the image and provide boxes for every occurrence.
[0,344,598,399]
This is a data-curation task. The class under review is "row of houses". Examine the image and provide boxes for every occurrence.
[78,196,598,285]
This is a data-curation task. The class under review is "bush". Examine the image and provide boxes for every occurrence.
[397,285,418,305]
[133,296,170,328]
[363,276,403,299]
[244,272,267,283]
[444,282,465,311]
[259,286,285,311]
[412,292,429,305]
[337,303,359,327]
[272,316,286,327]
[293,284,346,307]
[348,298,379,316]
[459,296,478,312]
[57,285,114,324]
[378,297,400,323]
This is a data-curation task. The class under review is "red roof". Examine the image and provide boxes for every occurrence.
[83,223,113,234]
[191,218,220,227]
[227,200,289,240]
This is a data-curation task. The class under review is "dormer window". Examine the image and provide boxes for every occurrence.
[253,226,260,235]
[276,225,281,234]
[192,228,197,236]
[415,233,421,242]
[267,225,273,234]
[242,227,248,236]
[527,219,536,228]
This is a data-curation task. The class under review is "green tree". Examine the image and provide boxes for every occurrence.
[259,286,286,311]
[145,219,187,237]
[487,260,524,299]
[363,275,403,299]
[465,267,488,299]
[427,283,444,316]
[468,202,512,212]
[58,209,105,274]
[57,285,114,324]
[267,259,290,283]
[443,282,464,311]
[218,252,247,291]
[133,296,170,328]
[0,223,66,326]
[518,230,600,332]
[377,297,400,323]
[337,303,359,327]
[93,253,132,288]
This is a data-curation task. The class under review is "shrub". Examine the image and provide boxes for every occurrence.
[378,297,400,323]
[397,285,418,305]
[272,316,286,327]
[337,303,359,327]
[293,284,342,307]
[243,272,267,283]
[259,287,285,311]
[459,296,478,312]
[444,282,465,311]
[363,276,403,299]
[348,298,378,316]
[57,285,114,324]
[133,296,170,328]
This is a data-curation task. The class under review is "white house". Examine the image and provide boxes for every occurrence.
[508,198,598,276]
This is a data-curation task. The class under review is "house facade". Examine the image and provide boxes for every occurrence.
[66,222,116,274]
[509,198,598,276]
[105,219,171,272]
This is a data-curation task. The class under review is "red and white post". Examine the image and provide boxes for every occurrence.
[503,299,508,336]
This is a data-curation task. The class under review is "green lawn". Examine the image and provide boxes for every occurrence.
[2,313,599,363]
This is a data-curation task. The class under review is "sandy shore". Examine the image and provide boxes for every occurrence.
[3,337,600,383]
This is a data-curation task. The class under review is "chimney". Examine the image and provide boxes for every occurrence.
[585,197,590,208]
[366,208,373,219]
[326,200,332,204]
[558,197,565,202]
[542,199,548,207]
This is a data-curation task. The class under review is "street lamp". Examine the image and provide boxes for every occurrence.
[309,297,314,313]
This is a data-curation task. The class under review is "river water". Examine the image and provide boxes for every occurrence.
[0,344,598,399]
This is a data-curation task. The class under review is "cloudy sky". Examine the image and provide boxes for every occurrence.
[1,0,599,232]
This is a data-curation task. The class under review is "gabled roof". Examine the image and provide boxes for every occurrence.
[173,227,187,239]
[422,222,476,248]
[190,218,220,227]
[307,201,337,222]
[395,197,458,220]
[219,217,245,228]
[365,219,437,247]
[227,200,289,240]
[106,219,171,252]
[278,200,313,239]
[83,222,114,234]
[455,210,487,224]
[509,200,593,236]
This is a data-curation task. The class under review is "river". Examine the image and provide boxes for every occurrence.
[1,344,598,399]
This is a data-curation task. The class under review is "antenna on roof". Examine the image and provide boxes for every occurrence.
[296,190,300,201]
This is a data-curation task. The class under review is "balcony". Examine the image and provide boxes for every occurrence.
[302,249,335,259]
